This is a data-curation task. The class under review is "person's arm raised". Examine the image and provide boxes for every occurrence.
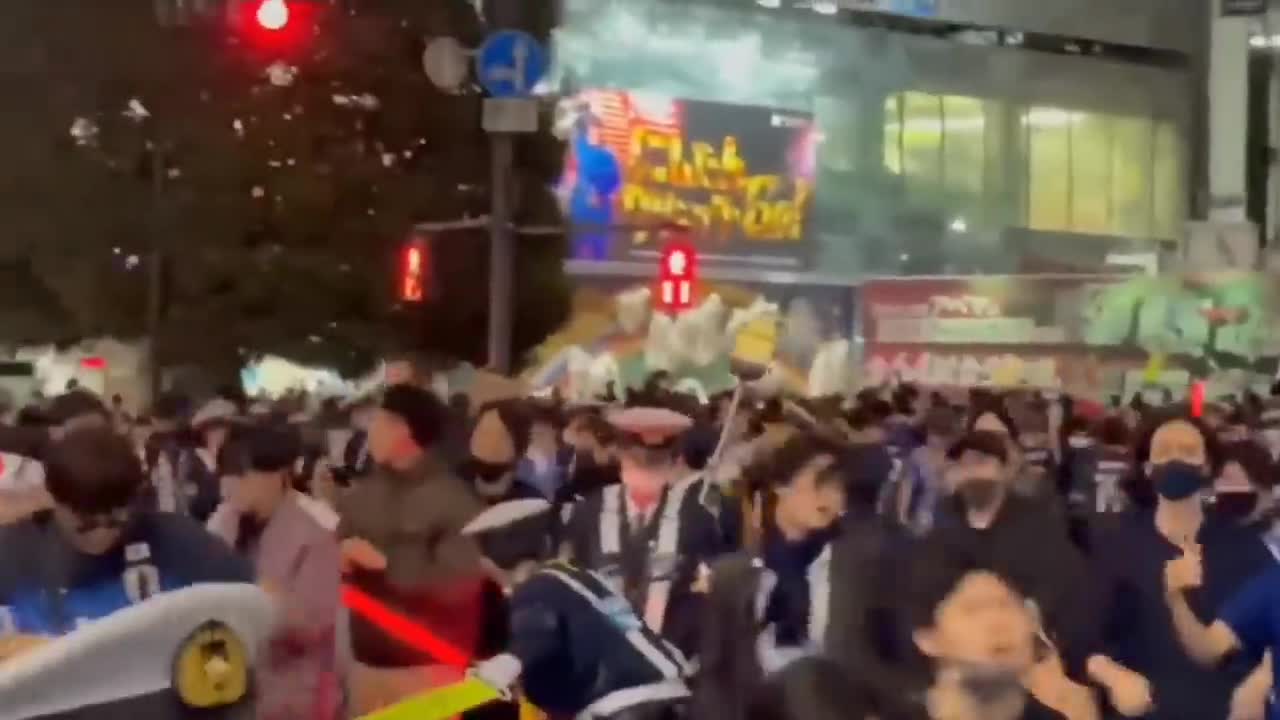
[1163,543,1241,666]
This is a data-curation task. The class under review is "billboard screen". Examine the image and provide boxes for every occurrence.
[561,89,818,269]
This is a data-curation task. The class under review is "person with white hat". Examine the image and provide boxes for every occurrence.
[167,398,240,523]
[465,498,691,720]
[562,404,729,658]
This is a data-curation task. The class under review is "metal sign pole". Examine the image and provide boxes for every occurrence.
[487,133,515,374]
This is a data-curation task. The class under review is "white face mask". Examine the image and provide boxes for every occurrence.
[1067,436,1092,450]
[1261,429,1280,451]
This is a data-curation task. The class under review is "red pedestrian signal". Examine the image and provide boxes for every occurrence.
[658,243,697,312]
[256,0,290,31]
[229,0,319,59]
[400,240,430,303]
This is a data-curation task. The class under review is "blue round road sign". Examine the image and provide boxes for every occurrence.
[476,30,548,98]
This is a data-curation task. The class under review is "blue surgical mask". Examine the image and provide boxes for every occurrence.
[1150,460,1207,501]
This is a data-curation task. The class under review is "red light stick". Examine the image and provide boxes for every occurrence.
[341,585,472,668]
[1190,380,1205,419]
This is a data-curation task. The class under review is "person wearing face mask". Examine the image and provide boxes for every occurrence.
[1091,415,1272,720]
[963,407,1036,499]
[1210,441,1276,527]
[693,432,853,720]
[558,411,621,502]
[563,405,726,659]
[928,432,1148,716]
[1015,405,1056,485]
[465,400,545,506]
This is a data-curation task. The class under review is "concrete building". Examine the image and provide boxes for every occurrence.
[550,0,1260,278]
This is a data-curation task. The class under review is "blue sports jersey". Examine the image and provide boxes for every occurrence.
[0,511,253,636]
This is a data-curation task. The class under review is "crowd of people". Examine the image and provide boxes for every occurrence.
[3,369,1280,720]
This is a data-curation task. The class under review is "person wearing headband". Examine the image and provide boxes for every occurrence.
[562,406,728,658]
[466,499,691,720]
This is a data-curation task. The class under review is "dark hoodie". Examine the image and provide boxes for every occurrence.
[928,492,1100,682]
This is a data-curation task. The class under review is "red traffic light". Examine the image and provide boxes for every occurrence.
[400,239,432,303]
[657,243,697,312]
[256,0,290,31]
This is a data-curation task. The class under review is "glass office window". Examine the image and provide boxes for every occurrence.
[1027,108,1072,232]
[1152,122,1184,241]
[942,95,986,196]
[901,92,943,186]
[884,95,903,175]
[1111,115,1153,239]
[1071,113,1112,235]
[815,95,862,175]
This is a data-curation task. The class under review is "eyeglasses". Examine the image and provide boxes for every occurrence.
[68,506,135,534]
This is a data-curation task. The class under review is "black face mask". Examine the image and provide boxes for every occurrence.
[466,457,514,484]
[958,667,1025,706]
[1150,460,1207,501]
[1214,492,1259,521]
[959,478,1003,512]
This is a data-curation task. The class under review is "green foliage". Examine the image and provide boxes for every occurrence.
[0,0,569,376]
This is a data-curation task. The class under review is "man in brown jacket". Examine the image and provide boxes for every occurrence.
[337,384,486,715]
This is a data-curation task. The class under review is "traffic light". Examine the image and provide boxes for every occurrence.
[255,0,290,31]
[658,243,697,313]
[227,0,319,59]
[400,238,431,303]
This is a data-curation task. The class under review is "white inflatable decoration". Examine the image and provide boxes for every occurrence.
[616,286,652,336]
[724,297,781,340]
[679,293,728,367]
[644,313,678,373]
[0,584,276,720]
[586,352,623,400]
[563,346,597,403]
[809,339,852,397]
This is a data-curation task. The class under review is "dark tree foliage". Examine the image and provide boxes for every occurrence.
[0,0,569,376]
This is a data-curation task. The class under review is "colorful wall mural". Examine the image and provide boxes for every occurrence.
[861,273,1280,400]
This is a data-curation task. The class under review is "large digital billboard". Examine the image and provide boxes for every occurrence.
[560,89,818,269]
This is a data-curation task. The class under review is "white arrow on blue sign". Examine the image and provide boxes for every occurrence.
[476,30,548,98]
